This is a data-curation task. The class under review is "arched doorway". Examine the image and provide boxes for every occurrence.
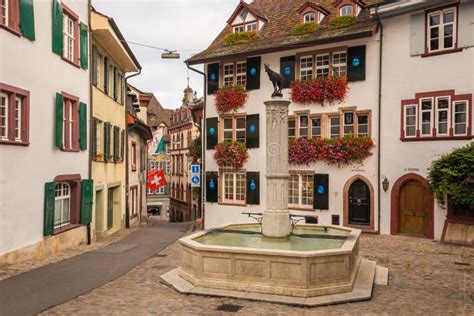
[391,173,434,239]
[343,175,375,231]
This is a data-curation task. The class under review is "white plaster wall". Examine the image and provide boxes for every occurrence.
[204,35,381,230]
[379,13,474,239]
[0,0,90,254]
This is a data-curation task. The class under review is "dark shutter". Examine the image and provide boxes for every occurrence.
[314,174,329,210]
[80,179,94,224]
[206,172,218,203]
[79,102,87,150]
[246,172,260,205]
[113,67,118,101]
[280,56,295,89]
[206,117,218,150]
[80,23,88,70]
[19,0,35,41]
[207,63,219,95]
[51,0,63,55]
[246,114,259,148]
[246,56,261,90]
[120,129,125,161]
[113,126,119,162]
[104,57,109,94]
[43,182,55,236]
[92,46,98,86]
[91,118,97,159]
[347,46,366,82]
[104,122,110,161]
[55,93,63,148]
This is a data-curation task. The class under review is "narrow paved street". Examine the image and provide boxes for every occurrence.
[0,220,190,316]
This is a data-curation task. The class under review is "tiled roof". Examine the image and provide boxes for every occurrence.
[187,0,380,65]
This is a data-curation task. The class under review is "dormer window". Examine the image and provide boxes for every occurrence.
[233,25,245,33]
[240,8,248,20]
[298,3,329,25]
[304,12,316,23]
[227,2,267,34]
[246,22,257,31]
[340,5,354,16]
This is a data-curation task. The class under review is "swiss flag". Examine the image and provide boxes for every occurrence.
[147,169,167,191]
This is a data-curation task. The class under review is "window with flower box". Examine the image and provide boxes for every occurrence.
[246,22,257,32]
[288,173,314,209]
[330,116,340,138]
[311,116,321,138]
[299,56,313,81]
[401,90,472,141]
[288,118,296,140]
[340,5,354,16]
[221,115,246,143]
[236,62,247,86]
[222,171,246,204]
[222,61,247,87]
[298,49,348,80]
[223,63,234,87]
[316,54,330,78]
[0,83,30,145]
[304,12,315,23]
[299,115,309,138]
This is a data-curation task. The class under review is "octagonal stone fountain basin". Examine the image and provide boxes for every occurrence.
[177,223,361,298]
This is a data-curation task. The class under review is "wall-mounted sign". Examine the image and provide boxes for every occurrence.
[191,175,201,187]
[352,57,360,67]
[209,127,215,135]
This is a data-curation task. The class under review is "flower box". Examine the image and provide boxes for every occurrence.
[214,86,248,114]
[290,76,348,105]
[213,141,249,169]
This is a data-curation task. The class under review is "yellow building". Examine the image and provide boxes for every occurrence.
[90,8,141,238]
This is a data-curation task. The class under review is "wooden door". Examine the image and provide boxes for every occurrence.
[107,188,113,229]
[349,180,371,225]
[399,180,426,236]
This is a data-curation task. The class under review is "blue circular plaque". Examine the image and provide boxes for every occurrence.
[317,185,325,194]
[250,180,256,191]
[284,66,291,75]
[209,180,215,189]
[210,73,216,81]
[209,127,215,135]
[352,57,360,67]
[249,124,256,134]
[250,67,257,76]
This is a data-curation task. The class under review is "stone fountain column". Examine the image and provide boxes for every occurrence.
[262,100,291,238]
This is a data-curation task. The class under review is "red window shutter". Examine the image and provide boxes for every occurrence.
[8,0,20,32]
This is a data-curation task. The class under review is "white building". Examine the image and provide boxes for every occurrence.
[375,0,474,243]
[0,0,91,264]
[189,0,382,233]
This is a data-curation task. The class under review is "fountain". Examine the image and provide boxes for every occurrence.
[161,69,386,306]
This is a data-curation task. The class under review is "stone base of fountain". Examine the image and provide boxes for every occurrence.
[261,210,291,237]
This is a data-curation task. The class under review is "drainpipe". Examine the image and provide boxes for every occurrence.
[87,0,92,245]
[185,61,206,228]
[375,5,383,235]
[125,70,142,229]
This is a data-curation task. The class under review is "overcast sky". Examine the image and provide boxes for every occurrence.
[92,0,237,109]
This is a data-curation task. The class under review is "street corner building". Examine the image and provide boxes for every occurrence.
[187,0,474,244]
[90,8,141,239]
[0,0,91,265]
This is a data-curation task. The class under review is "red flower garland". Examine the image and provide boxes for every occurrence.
[213,141,249,169]
[289,137,374,166]
[214,86,248,114]
[290,76,348,105]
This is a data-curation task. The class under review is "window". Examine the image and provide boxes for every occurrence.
[221,116,246,143]
[246,22,257,32]
[223,172,246,204]
[63,13,75,62]
[223,63,234,87]
[0,92,7,140]
[288,118,296,140]
[343,112,354,136]
[454,101,467,135]
[428,7,456,52]
[404,105,417,137]
[0,84,29,145]
[357,114,369,137]
[131,142,137,171]
[239,8,248,20]
[420,98,433,136]
[54,183,71,229]
[299,115,309,137]
[0,0,7,26]
[330,116,340,138]
[233,25,245,33]
[300,56,313,81]
[332,52,347,77]
[311,117,321,138]
[304,12,315,23]
[316,54,330,78]
[436,97,449,136]
[236,62,247,86]
[288,174,313,208]
[340,5,354,16]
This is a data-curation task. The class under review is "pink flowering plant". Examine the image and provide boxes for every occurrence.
[290,76,348,105]
[289,136,374,166]
[213,141,249,169]
[214,86,248,114]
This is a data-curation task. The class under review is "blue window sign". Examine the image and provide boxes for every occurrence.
[284,66,291,75]
[249,124,256,134]
[352,57,360,67]
[250,67,257,76]
[209,180,215,189]
[317,185,325,194]
[250,180,256,191]
[210,73,216,81]
[209,127,215,135]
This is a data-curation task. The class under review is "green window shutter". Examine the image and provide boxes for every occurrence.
[55,93,64,148]
[79,23,88,70]
[19,0,35,41]
[43,182,55,236]
[80,179,94,224]
[91,118,97,159]
[79,102,87,150]
[52,0,63,56]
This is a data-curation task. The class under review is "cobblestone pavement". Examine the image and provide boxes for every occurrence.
[43,233,474,315]
[0,226,140,282]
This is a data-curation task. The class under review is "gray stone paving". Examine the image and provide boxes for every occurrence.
[43,233,474,315]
